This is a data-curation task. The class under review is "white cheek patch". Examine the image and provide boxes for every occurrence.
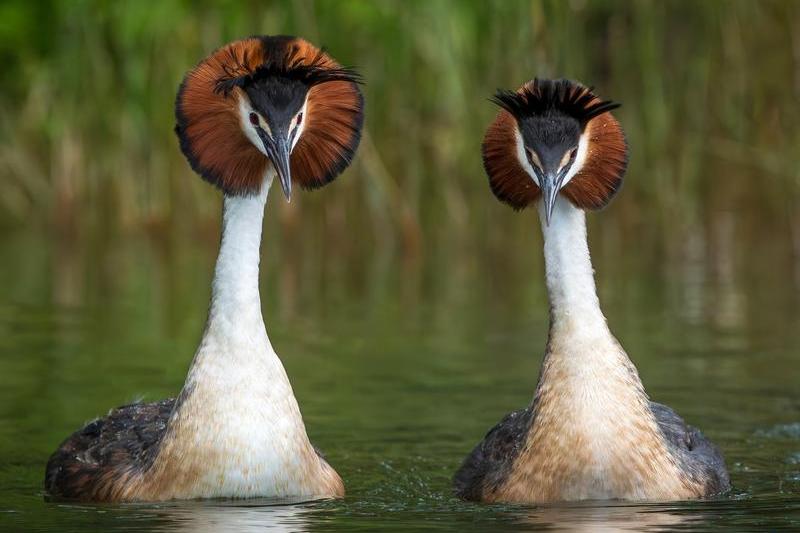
[514,126,539,187]
[289,98,308,151]
[514,126,590,190]
[238,97,270,156]
[561,132,589,187]
[238,93,308,155]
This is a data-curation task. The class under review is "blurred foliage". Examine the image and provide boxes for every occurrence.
[2,7,800,526]
[0,0,798,260]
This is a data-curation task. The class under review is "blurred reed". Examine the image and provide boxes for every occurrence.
[0,0,798,261]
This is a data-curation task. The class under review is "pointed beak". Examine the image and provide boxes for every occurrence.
[539,171,561,226]
[256,127,292,202]
[271,133,292,202]
[530,146,577,225]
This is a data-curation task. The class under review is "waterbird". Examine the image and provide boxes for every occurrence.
[454,78,730,503]
[44,35,364,502]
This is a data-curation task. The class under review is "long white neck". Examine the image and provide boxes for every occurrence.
[538,196,609,337]
[206,179,270,342]
[191,175,287,386]
[145,175,340,499]
[506,196,695,502]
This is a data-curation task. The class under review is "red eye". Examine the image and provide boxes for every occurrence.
[296,112,303,125]
[249,113,259,126]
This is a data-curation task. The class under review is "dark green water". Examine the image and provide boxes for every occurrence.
[1,195,799,531]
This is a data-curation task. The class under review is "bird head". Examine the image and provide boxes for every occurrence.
[175,35,364,200]
[482,78,627,224]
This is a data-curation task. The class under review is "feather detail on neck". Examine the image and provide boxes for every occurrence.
[125,174,343,501]
[539,196,608,337]
[493,196,700,502]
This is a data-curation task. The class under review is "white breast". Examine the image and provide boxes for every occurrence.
[133,177,340,500]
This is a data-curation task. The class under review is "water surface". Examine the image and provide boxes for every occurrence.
[1,199,799,531]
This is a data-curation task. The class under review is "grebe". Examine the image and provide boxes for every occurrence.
[45,35,364,502]
[454,78,730,503]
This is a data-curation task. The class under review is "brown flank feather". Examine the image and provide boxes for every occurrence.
[175,36,363,195]
[482,80,627,211]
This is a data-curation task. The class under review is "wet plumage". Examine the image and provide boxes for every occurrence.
[45,400,174,501]
[454,402,729,501]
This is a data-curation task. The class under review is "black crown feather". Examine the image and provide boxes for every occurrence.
[491,78,620,125]
[214,41,362,98]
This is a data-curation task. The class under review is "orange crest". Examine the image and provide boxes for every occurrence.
[562,111,627,210]
[482,79,627,211]
[175,36,364,195]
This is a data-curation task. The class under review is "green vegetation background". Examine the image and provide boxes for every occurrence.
[1,5,799,526]
[0,0,798,258]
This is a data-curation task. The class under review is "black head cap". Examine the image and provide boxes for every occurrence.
[491,78,621,177]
